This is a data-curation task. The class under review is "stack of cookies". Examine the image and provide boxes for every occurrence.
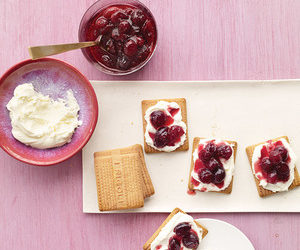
[94,144,155,211]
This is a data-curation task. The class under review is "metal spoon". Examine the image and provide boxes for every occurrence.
[28,36,102,60]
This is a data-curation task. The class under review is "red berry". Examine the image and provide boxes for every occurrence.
[136,45,150,61]
[199,168,213,184]
[124,8,133,15]
[276,163,290,182]
[95,17,108,29]
[269,150,282,165]
[267,170,278,184]
[154,127,169,148]
[199,142,216,163]
[213,167,226,184]
[168,236,180,250]
[261,157,273,173]
[121,34,130,42]
[118,21,131,34]
[182,232,199,249]
[135,36,145,46]
[150,110,166,129]
[124,39,138,56]
[174,222,191,236]
[217,144,232,160]
[111,10,128,24]
[131,9,146,26]
[116,54,130,70]
[205,142,217,155]
[103,7,120,18]
[142,20,155,41]
[168,125,184,145]
[100,23,114,35]
[207,158,221,172]
[199,149,212,163]
[275,146,288,162]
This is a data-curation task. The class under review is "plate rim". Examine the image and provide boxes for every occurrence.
[196,218,255,249]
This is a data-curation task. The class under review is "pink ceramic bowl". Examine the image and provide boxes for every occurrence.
[0,58,98,166]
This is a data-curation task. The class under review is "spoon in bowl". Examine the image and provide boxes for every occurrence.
[28,36,102,60]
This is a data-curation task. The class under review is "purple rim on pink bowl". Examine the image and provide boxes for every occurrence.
[0,58,98,166]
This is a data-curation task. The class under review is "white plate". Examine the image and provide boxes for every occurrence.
[195,218,254,250]
[83,80,300,213]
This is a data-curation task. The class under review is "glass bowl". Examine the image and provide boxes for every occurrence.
[78,0,158,75]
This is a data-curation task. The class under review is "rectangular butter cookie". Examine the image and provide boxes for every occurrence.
[94,144,155,198]
[94,152,145,211]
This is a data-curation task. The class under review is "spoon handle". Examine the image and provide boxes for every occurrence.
[28,41,98,60]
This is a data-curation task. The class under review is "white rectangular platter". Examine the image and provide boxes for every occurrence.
[83,80,300,213]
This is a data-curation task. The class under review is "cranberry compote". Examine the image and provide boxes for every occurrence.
[254,140,291,184]
[79,3,157,74]
[168,236,181,250]
[154,127,169,148]
[153,125,184,148]
[148,105,185,149]
[168,222,200,250]
[193,140,233,189]
[182,232,199,249]
[174,222,191,236]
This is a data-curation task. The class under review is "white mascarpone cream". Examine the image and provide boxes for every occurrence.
[192,139,235,192]
[144,101,186,152]
[6,83,82,149]
[251,138,296,192]
[151,212,202,250]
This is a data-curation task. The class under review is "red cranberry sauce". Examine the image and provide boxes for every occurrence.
[168,223,199,250]
[187,189,196,195]
[191,140,233,189]
[82,4,157,72]
[190,177,200,187]
[168,107,179,116]
[254,140,291,184]
[148,106,185,148]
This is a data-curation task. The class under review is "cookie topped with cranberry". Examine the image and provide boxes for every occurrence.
[142,98,189,153]
[143,208,207,250]
[189,138,237,193]
[246,136,300,197]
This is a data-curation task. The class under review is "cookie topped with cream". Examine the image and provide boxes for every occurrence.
[142,98,189,153]
[189,138,237,193]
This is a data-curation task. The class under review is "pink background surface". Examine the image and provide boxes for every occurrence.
[1,0,300,249]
